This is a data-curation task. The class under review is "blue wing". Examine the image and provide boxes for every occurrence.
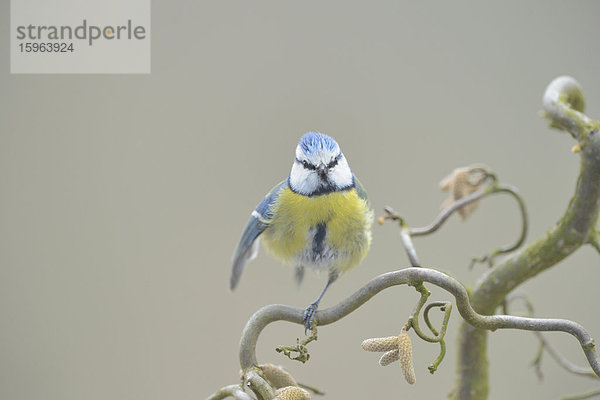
[353,175,368,201]
[230,180,287,290]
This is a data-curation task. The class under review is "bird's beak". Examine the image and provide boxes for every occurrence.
[317,163,328,180]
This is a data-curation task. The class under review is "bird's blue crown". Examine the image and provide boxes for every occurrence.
[299,132,339,156]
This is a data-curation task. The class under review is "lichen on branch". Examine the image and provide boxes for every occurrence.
[454,76,600,400]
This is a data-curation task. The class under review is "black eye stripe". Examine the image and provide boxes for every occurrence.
[296,158,317,170]
[327,153,342,169]
[296,154,341,171]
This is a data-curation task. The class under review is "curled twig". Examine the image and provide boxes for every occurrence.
[423,301,452,373]
[406,283,439,343]
[409,187,491,236]
[383,170,528,269]
[376,214,452,371]
[534,332,598,379]
[542,76,599,141]
[504,293,598,380]
[423,301,452,340]
[469,184,528,268]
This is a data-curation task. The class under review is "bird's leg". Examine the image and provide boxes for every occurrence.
[303,271,338,334]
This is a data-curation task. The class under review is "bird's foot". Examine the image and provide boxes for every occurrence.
[303,302,319,334]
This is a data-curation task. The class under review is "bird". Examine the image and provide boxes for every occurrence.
[230,132,373,332]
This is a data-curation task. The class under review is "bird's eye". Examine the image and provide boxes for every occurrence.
[301,160,316,170]
[327,154,341,169]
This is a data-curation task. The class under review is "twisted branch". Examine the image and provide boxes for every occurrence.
[469,185,528,267]
[238,267,600,380]
[409,187,489,236]
[385,178,528,268]
[504,292,598,380]
[533,332,599,379]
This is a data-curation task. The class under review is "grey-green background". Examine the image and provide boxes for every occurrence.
[1,2,599,399]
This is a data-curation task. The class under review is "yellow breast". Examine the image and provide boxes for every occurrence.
[262,185,373,273]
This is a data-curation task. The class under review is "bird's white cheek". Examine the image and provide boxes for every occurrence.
[328,159,353,188]
[289,163,320,195]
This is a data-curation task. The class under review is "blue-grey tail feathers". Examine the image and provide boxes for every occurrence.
[230,217,266,290]
[230,180,286,290]
[229,238,260,290]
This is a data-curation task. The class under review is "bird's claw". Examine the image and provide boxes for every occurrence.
[303,303,319,334]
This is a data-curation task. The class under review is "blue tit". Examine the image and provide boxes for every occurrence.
[231,132,373,332]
